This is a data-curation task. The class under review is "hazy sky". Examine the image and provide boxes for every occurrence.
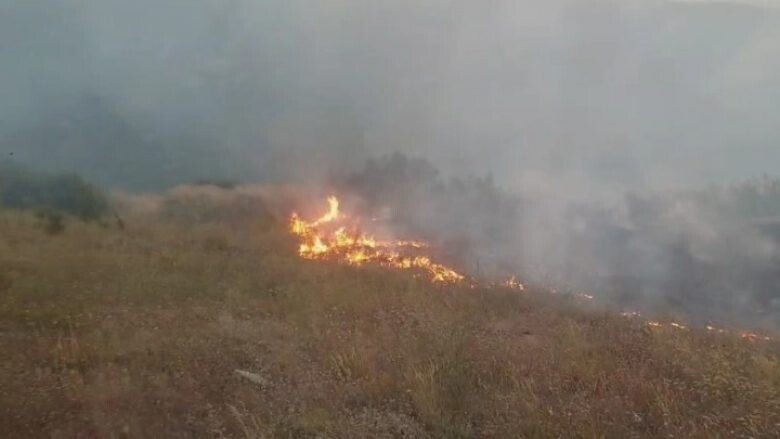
[1,0,779,194]
[679,0,779,6]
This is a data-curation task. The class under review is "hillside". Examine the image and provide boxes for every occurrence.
[1,193,779,438]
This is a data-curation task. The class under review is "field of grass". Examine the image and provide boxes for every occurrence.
[2,197,780,438]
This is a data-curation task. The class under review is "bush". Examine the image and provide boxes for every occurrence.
[0,161,108,221]
[35,208,65,235]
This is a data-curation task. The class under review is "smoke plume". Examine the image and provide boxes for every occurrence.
[3,0,780,327]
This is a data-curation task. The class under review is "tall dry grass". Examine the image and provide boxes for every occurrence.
[1,192,779,437]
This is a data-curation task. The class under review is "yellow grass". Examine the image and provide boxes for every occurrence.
[1,204,779,438]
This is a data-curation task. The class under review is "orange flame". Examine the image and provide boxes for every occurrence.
[313,196,340,226]
[290,196,465,284]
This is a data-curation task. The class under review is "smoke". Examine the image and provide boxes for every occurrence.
[335,156,780,328]
[2,0,780,327]
[2,0,779,190]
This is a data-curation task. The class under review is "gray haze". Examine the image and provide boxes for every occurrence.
[3,0,780,328]
[2,0,779,193]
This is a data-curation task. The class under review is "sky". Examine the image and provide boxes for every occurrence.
[680,0,779,6]
[1,0,779,195]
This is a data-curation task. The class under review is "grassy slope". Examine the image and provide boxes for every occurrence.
[1,211,780,438]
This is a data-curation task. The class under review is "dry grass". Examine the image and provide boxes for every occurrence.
[1,205,780,438]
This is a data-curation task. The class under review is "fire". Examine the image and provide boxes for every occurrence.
[289,197,774,342]
[314,196,340,226]
[623,313,772,342]
[740,331,772,342]
[504,276,525,291]
[290,196,465,283]
[706,325,727,334]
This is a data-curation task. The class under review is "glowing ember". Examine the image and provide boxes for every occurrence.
[623,313,771,341]
[504,276,525,291]
[706,325,727,334]
[290,196,465,283]
[740,331,772,342]
[642,318,687,331]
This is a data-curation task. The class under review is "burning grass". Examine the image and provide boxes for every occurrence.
[290,196,465,284]
[1,197,780,437]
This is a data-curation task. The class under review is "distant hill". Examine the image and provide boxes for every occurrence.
[0,95,232,191]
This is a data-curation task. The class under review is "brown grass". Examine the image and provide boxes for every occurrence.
[1,204,779,438]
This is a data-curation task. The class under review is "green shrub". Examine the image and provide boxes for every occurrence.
[0,161,108,221]
[35,208,65,235]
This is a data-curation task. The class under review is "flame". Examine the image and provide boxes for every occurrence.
[289,197,773,342]
[290,196,465,283]
[623,313,772,341]
[314,196,340,226]
[504,276,525,291]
